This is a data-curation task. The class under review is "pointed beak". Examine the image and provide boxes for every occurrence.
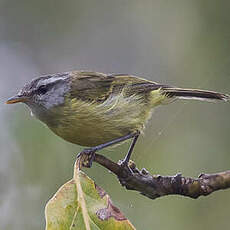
[6,95,29,104]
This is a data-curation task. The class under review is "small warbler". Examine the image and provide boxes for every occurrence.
[6,71,229,167]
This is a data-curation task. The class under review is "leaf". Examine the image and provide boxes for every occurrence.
[45,159,136,230]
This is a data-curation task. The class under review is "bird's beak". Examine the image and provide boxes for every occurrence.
[6,95,28,104]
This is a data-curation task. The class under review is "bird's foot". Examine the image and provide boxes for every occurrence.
[118,159,135,175]
[118,159,138,186]
[77,148,96,168]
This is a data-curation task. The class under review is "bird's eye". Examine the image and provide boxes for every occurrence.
[37,85,48,94]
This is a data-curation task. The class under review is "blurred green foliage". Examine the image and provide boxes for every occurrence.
[1,1,230,230]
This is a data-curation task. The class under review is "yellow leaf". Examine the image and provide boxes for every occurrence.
[45,159,136,230]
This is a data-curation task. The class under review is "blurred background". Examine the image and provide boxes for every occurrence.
[1,0,230,229]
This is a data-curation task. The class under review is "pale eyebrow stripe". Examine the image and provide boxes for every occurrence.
[37,76,68,87]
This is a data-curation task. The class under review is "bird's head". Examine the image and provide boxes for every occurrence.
[6,72,71,119]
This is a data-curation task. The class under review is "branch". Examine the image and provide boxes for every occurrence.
[85,153,230,200]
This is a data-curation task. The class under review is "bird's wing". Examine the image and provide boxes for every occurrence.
[69,71,169,102]
[69,71,115,102]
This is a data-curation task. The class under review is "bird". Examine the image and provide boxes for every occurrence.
[6,71,230,167]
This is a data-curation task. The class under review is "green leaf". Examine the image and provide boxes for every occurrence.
[45,159,136,230]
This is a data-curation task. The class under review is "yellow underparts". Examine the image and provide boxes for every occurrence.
[48,89,167,147]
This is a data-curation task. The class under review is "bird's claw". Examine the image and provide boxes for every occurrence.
[77,149,96,168]
[118,159,135,175]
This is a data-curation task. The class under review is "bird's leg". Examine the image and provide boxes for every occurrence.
[119,131,140,168]
[78,132,138,168]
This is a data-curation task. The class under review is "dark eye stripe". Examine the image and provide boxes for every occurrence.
[36,85,49,94]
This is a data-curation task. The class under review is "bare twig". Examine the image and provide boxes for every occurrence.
[84,153,230,200]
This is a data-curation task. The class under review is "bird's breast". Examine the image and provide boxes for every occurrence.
[44,94,154,147]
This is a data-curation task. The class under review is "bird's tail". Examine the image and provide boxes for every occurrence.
[161,87,230,102]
